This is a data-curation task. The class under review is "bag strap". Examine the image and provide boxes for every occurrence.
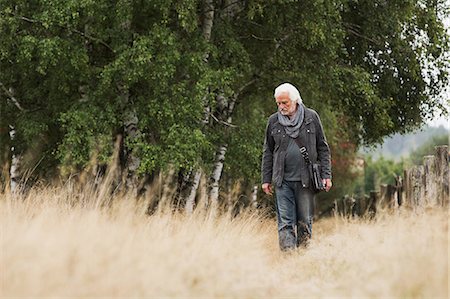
[292,137,311,165]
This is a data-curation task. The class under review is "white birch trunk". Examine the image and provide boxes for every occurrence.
[185,170,202,214]
[209,145,227,205]
[1,86,24,194]
[9,125,21,193]
[201,0,215,123]
[123,106,141,191]
[206,81,253,206]
[202,0,215,60]
[119,6,141,193]
[251,185,258,210]
[184,0,215,211]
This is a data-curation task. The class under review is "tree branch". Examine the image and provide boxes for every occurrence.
[343,23,381,45]
[250,34,273,41]
[224,78,256,123]
[210,113,238,128]
[0,82,26,112]
[6,12,115,53]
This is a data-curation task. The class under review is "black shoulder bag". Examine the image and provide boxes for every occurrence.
[293,138,326,193]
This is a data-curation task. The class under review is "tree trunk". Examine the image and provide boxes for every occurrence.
[123,105,141,192]
[9,125,21,193]
[184,2,256,211]
[183,0,216,211]
[1,85,25,194]
[209,144,227,205]
[185,170,202,214]
[206,81,254,205]
[201,0,215,60]
[251,184,258,210]
[118,3,142,194]
[200,15,289,208]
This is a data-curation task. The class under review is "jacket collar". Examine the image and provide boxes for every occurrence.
[298,104,313,133]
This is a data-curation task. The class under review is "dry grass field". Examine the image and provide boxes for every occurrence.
[1,185,448,298]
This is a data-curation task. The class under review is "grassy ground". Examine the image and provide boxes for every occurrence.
[1,186,448,298]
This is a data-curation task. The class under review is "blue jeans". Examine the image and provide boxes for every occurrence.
[275,180,315,250]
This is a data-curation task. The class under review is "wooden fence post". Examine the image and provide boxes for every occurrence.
[330,145,446,217]
[379,184,388,209]
[362,195,370,216]
[435,146,449,206]
[423,155,437,206]
[343,195,355,217]
[342,195,347,216]
[411,165,425,208]
[354,195,367,217]
[395,175,403,206]
[333,199,339,217]
[350,196,357,217]
[368,191,379,217]
[386,184,398,208]
[403,168,413,207]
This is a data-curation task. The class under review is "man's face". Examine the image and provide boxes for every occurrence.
[275,92,297,116]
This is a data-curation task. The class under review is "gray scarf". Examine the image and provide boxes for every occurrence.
[277,104,304,138]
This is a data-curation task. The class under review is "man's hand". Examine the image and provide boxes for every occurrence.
[262,183,273,195]
[322,178,332,192]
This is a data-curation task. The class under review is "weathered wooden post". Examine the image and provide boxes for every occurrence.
[379,184,388,209]
[349,196,357,217]
[386,184,398,209]
[343,195,353,217]
[423,155,437,206]
[341,195,347,216]
[403,168,413,207]
[354,195,365,217]
[435,146,449,206]
[411,165,425,208]
[336,197,347,217]
[360,195,369,216]
[333,199,339,217]
[368,191,379,217]
[395,175,403,206]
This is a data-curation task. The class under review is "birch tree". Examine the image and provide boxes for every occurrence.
[0,0,448,213]
[183,0,216,212]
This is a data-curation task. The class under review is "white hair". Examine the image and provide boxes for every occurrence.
[274,83,303,104]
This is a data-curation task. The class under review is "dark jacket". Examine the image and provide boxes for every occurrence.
[261,105,332,188]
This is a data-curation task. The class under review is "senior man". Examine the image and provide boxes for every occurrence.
[261,82,332,251]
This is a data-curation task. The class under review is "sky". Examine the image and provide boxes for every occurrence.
[428,112,449,128]
[427,3,450,129]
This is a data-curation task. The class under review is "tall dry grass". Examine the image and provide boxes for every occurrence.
[1,184,448,298]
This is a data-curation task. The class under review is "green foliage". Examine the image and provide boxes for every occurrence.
[409,133,449,165]
[0,0,448,199]
[224,98,267,182]
[354,156,406,194]
[0,0,212,178]
[58,103,118,172]
[340,0,449,144]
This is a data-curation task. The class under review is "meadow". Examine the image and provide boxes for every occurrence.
[1,185,448,298]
